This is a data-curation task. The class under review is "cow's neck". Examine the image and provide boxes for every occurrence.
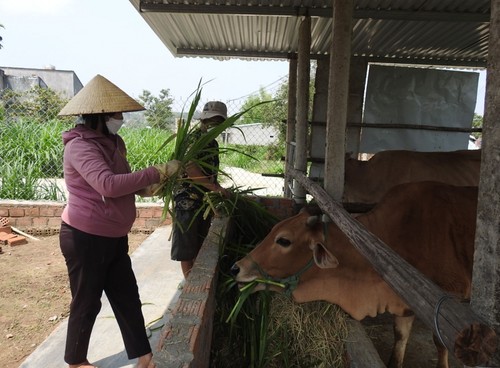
[293,266,409,320]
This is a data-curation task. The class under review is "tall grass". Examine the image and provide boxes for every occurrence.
[0,119,67,200]
[0,119,278,200]
[120,126,174,170]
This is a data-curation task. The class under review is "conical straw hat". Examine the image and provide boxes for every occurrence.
[58,74,145,116]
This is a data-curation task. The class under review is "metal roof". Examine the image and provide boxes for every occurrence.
[130,0,490,67]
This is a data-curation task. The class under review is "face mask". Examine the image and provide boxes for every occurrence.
[106,117,124,135]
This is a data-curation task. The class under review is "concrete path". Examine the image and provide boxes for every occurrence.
[20,225,184,368]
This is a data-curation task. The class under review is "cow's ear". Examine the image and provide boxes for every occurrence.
[312,243,339,269]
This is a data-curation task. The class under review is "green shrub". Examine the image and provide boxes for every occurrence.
[221,144,282,174]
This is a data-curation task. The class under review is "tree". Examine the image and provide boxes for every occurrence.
[470,113,483,146]
[0,86,68,122]
[137,89,175,130]
[240,88,281,124]
[472,113,483,132]
[239,76,315,144]
[0,24,3,49]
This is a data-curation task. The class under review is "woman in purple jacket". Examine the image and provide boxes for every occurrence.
[57,75,176,368]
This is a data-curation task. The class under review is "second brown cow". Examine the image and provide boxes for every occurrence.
[343,149,481,204]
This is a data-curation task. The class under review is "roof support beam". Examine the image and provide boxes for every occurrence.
[355,9,490,22]
[139,2,490,22]
[140,2,321,17]
[175,47,487,67]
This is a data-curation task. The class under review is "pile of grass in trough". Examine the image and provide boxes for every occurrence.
[265,293,349,368]
[211,288,349,368]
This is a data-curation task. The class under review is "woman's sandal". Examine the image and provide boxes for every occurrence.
[70,362,98,368]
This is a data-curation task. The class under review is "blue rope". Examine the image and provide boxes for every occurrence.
[250,255,315,297]
[434,294,453,347]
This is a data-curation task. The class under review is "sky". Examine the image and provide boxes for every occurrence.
[0,0,486,114]
[0,0,289,109]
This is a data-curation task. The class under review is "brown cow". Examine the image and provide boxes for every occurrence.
[343,149,481,204]
[232,181,477,368]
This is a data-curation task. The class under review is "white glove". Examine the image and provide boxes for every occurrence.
[154,160,181,182]
[137,182,164,197]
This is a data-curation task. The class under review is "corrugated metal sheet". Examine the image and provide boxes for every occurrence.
[131,0,490,66]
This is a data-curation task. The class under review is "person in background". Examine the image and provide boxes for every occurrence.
[57,74,178,368]
[171,101,229,278]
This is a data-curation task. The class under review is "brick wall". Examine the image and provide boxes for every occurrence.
[255,196,297,220]
[0,200,170,235]
[0,196,294,237]
[155,216,228,368]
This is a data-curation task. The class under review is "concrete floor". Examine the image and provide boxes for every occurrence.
[19,225,184,368]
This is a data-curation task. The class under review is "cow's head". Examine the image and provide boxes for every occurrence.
[231,206,339,296]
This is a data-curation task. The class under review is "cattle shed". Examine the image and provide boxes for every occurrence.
[130,0,500,366]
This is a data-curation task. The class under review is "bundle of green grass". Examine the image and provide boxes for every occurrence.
[153,80,268,221]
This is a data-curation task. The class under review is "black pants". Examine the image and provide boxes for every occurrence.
[59,222,151,364]
[171,208,211,261]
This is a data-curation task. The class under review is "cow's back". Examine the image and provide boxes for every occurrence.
[358,181,477,298]
[344,149,481,204]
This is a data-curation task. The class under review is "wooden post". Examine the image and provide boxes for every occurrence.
[309,58,329,174]
[284,56,297,198]
[325,0,353,201]
[293,16,311,204]
[346,320,386,368]
[471,0,500,331]
[290,168,498,367]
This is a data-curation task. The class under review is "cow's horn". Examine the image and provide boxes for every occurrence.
[306,215,319,227]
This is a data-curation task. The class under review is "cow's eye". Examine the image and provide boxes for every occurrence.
[276,237,291,247]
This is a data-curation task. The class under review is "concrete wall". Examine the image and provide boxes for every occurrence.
[4,75,46,93]
[0,66,83,98]
[223,123,279,145]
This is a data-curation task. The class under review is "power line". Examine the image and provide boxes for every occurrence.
[227,74,288,102]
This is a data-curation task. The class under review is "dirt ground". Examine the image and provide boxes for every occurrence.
[363,313,463,368]
[0,232,149,368]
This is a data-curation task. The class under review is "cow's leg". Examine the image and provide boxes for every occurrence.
[387,315,415,368]
[432,333,449,368]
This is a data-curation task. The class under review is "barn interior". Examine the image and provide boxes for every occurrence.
[129,1,500,366]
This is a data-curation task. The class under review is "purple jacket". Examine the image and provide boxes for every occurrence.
[61,125,160,237]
